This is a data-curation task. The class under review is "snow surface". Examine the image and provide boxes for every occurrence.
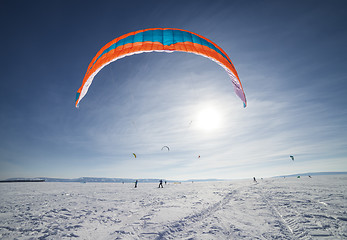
[0,175,346,239]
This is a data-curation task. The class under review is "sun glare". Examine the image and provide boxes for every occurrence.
[195,107,222,131]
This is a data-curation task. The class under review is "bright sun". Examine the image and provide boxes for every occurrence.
[195,107,222,131]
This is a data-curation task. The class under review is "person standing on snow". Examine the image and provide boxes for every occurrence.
[159,179,163,188]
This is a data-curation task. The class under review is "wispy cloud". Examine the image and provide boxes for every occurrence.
[1,0,346,180]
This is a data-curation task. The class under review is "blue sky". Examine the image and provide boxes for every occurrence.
[1,0,346,180]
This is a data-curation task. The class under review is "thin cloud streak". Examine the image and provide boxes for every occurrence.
[70,56,346,179]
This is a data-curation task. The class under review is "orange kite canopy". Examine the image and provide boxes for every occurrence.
[75,28,246,107]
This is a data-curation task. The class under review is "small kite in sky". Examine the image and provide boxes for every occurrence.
[161,146,170,151]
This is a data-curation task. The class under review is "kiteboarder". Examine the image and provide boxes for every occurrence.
[159,179,163,188]
[134,180,138,188]
[253,177,257,182]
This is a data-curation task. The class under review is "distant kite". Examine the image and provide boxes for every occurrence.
[290,155,294,161]
[161,146,170,151]
[133,153,137,158]
[75,28,247,108]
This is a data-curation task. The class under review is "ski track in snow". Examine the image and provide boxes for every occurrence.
[257,177,347,240]
[0,175,346,239]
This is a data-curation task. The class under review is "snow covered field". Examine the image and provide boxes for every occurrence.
[1,175,346,239]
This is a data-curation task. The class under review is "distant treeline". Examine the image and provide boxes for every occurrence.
[2,172,346,183]
[274,172,347,178]
[0,179,45,183]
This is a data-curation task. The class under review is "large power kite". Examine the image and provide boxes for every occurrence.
[75,28,247,107]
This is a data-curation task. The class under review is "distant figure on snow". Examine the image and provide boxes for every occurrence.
[159,179,163,188]
[135,180,138,188]
[253,177,257,182]
[165,181,167,185]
